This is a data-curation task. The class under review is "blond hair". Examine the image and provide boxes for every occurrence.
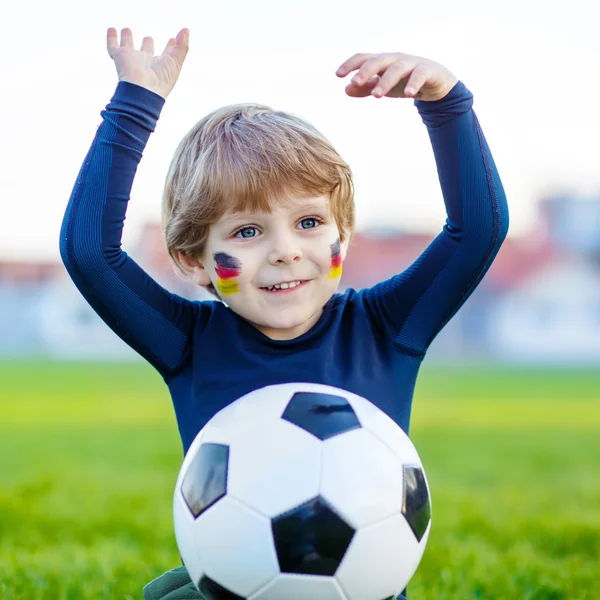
[161,103,355,285]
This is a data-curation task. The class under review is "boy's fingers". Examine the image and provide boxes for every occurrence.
[351,54,395,85]
[172,28,190,60]
[120,28,134,48]
[106,27,118,51]
[161,38,176,56]
[372,59,414,95]
[345,75,379,97]
[175,28,190,49]
[404,64,429,97]
[336,53,375,77]
[141,36,154,55]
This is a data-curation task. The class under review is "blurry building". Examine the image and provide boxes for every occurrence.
[539,194,600,257]
[489,252,600,365]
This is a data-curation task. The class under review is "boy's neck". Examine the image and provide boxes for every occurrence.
[244,307,324,341]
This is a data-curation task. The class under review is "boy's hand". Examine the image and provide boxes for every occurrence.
[335,52,458,102]
[106,28,190,99]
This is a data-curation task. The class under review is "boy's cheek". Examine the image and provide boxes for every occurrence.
[213,252,243,296]
[216,278,240,296]
[328,238,343,279]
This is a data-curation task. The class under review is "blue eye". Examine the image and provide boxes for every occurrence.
[235,227,258,238]
[300,218,319,229]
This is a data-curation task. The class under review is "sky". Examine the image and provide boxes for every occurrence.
[2,0,600,261]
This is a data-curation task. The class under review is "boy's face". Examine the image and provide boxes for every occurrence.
[199,193,348,340]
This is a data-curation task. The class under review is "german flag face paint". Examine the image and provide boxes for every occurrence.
[214,252,242,296]
[329,238,342,279]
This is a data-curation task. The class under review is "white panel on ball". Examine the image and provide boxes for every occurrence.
[356,407,423,467]
[200,384,295,441]
[336,513,425,600]
[194,495,279,597]
[250,574,348,600]
[320,428,404,528]
[228,417,322,518]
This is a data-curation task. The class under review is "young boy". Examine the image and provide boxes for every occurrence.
[59,27,509,600]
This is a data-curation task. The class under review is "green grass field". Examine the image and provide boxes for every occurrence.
[0,360,598,599]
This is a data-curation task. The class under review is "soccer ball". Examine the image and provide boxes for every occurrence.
[173,383,431,600]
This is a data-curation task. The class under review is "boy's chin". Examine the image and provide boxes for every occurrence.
[241,308,322,340]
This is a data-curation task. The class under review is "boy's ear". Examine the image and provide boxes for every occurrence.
[340,237,350,262]
[171,250,212,287]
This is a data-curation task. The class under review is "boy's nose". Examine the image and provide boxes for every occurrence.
[267,238,303,265]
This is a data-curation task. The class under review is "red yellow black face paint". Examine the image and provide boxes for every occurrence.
[329,238,342,279]
[214,252,242,296]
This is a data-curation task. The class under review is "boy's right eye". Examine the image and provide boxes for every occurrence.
[234,226,258,239]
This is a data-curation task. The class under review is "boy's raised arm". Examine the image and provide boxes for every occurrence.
[60,28,202,380]
[336,52,510,355]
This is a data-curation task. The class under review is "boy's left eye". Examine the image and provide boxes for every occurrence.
[299,217,320,229]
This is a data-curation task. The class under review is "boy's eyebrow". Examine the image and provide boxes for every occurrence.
[297,200,330,213]
[218,214,248,226]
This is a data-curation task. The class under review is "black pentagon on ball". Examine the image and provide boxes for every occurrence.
[281,392,361,440]
[181,443,229,518]
[199,575,245,599]
[401,465,431,542]
[271,496,355,576]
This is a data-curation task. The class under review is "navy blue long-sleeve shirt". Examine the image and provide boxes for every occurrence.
[60,80,508,455]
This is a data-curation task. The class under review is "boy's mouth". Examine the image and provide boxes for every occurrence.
[260,280,308,293]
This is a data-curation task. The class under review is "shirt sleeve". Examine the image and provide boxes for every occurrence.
[59,81,203,380]
[360,81,510,356]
